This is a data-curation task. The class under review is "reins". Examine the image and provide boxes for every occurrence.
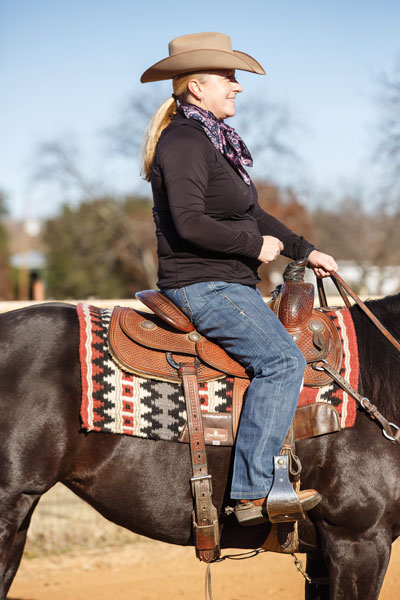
[314,270,400,444]
[318,271,400,354]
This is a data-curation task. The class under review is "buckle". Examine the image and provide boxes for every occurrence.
[311,359,328,372]
[191,474,212,495]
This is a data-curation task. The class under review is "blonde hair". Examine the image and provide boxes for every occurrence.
[141,72,208,181]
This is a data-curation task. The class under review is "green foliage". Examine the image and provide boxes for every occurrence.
[43,195,156,299]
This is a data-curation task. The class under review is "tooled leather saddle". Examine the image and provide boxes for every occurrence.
[108,260,343,442]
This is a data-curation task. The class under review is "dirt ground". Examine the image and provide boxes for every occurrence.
[8,537,400,600]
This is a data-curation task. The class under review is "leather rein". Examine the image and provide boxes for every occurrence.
[318,271,400,354]
[313,271,400,444]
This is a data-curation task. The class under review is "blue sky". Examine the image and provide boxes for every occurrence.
[1,0,400,219]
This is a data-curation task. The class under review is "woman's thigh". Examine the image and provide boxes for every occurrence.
[163,282,305,375]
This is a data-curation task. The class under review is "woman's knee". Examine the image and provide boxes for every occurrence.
[256,343,306,382]
[285,344,307,383]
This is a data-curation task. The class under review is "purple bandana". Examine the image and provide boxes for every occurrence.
[180,104,253,185]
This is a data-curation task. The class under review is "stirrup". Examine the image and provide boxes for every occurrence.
[235,489,321,527]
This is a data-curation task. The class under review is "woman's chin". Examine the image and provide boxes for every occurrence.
[222,108,236,119]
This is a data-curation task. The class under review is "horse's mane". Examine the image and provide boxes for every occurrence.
[350,293,400,422]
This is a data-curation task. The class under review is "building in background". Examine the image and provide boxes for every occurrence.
[7,218,46,300]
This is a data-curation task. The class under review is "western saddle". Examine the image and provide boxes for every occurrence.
[107,259,343,561]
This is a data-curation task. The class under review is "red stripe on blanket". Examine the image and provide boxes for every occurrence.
[77,302,90,430]
[298,308,359,428]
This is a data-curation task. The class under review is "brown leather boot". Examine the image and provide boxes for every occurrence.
[235,489,322,526]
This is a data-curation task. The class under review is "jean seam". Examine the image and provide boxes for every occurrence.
[210,282,246,316]
[180,287,193,321]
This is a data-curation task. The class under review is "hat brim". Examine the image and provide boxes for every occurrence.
[140,49,266,83]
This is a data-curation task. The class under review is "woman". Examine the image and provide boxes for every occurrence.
[140,32,338,526]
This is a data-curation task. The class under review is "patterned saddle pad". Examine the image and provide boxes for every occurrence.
[77,303,360,442]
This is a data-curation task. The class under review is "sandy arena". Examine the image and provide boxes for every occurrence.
[9,536,400,599]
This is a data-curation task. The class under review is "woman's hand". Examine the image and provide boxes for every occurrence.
[307,250,338,278]
[257,236,284,264]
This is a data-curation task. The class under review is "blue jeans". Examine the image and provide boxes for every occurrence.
[161,282,306,500]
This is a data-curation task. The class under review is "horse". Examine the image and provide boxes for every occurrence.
[0,294,400,600]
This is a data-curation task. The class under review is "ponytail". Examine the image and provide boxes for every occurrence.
[141,96,178,181]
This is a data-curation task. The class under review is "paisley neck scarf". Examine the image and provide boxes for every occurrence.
[180,104,253,185]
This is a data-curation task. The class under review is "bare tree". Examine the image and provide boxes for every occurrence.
[311,194,400,294]
[33,138,100,201]
[375,60,400,197]
[105,85,169,160]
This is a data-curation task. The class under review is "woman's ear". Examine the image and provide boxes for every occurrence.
[187,78,203,101]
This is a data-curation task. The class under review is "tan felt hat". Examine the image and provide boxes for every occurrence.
[140,32,266,83]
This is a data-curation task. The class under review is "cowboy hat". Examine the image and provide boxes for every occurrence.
[140,32,266,83]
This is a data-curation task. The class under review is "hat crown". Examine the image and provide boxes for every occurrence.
[168,32,233,57]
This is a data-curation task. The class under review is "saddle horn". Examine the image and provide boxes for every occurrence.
[282,258,308,283]
[277,260,314,329]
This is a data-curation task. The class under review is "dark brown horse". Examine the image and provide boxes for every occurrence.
[1,295,400,599]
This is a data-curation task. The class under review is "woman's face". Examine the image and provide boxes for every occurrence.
[191,70,243,120]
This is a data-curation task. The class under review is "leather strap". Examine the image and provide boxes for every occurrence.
[318,272,400,354]
[178,363,220,562]
[313,360,400,444]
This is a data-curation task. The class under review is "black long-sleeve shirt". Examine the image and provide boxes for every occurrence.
[151,113,314,288]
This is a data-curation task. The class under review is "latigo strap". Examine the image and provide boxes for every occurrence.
[171,359,220,562]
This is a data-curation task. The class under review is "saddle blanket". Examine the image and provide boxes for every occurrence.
[77,302,359,442]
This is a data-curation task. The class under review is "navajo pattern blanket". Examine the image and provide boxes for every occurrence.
[78,303,359,441]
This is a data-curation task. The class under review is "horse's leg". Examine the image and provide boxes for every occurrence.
[305,553,330,600]
[0,493,41,599]
[3,496,40,595]
[320,526,392,600]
